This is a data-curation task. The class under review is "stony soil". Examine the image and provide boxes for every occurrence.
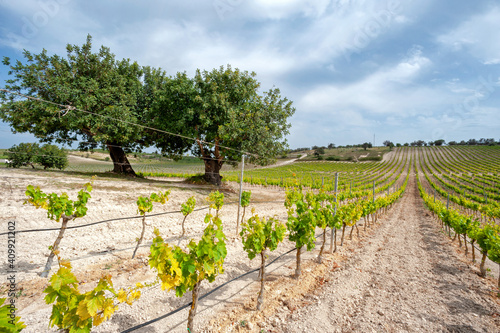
[1,167,500,333]
[258,175,500,333]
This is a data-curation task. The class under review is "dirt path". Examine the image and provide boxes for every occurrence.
[264,175,500,332]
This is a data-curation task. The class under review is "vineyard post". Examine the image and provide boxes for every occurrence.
[447,193,450,210]
[236,155,245,230]
[434,188,436,203]
[350,181,352,194]
[330,172,338,253]
[322,177,324,187]
[484,190,487,204]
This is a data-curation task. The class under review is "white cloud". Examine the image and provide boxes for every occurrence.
[250,0,331,19]
[437,6,500,65]
[298,50,433,116]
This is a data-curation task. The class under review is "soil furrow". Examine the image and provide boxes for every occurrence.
[265,175,500,332]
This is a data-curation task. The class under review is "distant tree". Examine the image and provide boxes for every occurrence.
[479,138,495,145]
[383,140,394,150]
[6,142,40,168]
[314,147,325,155]
[434,139,445,146]
[448,141,457,145]
[362,142,372,150]
[327,143,335,149]
[467,138,478,145]
[459,140,467,145]
[411,140,425,147]
[403,143,409,146]
[396,143,402,147]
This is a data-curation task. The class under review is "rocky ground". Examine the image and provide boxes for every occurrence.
[258,175,500,333]
[1,167,500,332]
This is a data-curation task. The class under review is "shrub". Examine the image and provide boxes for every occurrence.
[6,142,40,168]
[38,144,68,170]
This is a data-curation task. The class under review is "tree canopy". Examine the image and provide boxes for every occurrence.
[0,35,146,175]
[150,65,295,185]
[1,38,295,183]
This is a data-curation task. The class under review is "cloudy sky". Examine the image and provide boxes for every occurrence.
[1,0,499,149]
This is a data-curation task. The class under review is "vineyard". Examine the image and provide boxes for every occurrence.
[1,146,500,332]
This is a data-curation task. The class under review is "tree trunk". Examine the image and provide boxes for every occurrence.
[318,229,326,264]
[257,250,266,310]
[294,247,302,278]
[41,216,72,277]
[498,264,500,289]
[479,252,488,278]
[333,228,337,253]
[181,215,188,237]
[237,206,246,237]
[203,157,223,186]
[107,143,136,176]
[349,225,355,240]
[471,240,476,263]
[187,280,201,332]
[132,215,147,259]
[340,223,346,246]
[463,234,468,256]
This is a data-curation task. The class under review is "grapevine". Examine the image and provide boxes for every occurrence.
[132,190,171,259]
[180,196,196,237]
[240,211,286,310]
[0,298,26,332]
[24,179,93,277]
[236,190,251,236]
[148,204,227,331]
[43,253,142,333]
[285,188,317,278]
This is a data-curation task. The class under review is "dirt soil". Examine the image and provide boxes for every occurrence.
[256,175,500,333]
[1,168,500,333]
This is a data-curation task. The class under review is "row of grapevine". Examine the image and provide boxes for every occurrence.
[417,174,500,287]
[417,149,500,220]
[13,160,410,332]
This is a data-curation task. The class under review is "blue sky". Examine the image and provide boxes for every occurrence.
[1,0,499,149]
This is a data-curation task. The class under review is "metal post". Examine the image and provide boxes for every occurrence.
[236,155,245,228]
[322,176,324,187]
[446,193,450,210]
